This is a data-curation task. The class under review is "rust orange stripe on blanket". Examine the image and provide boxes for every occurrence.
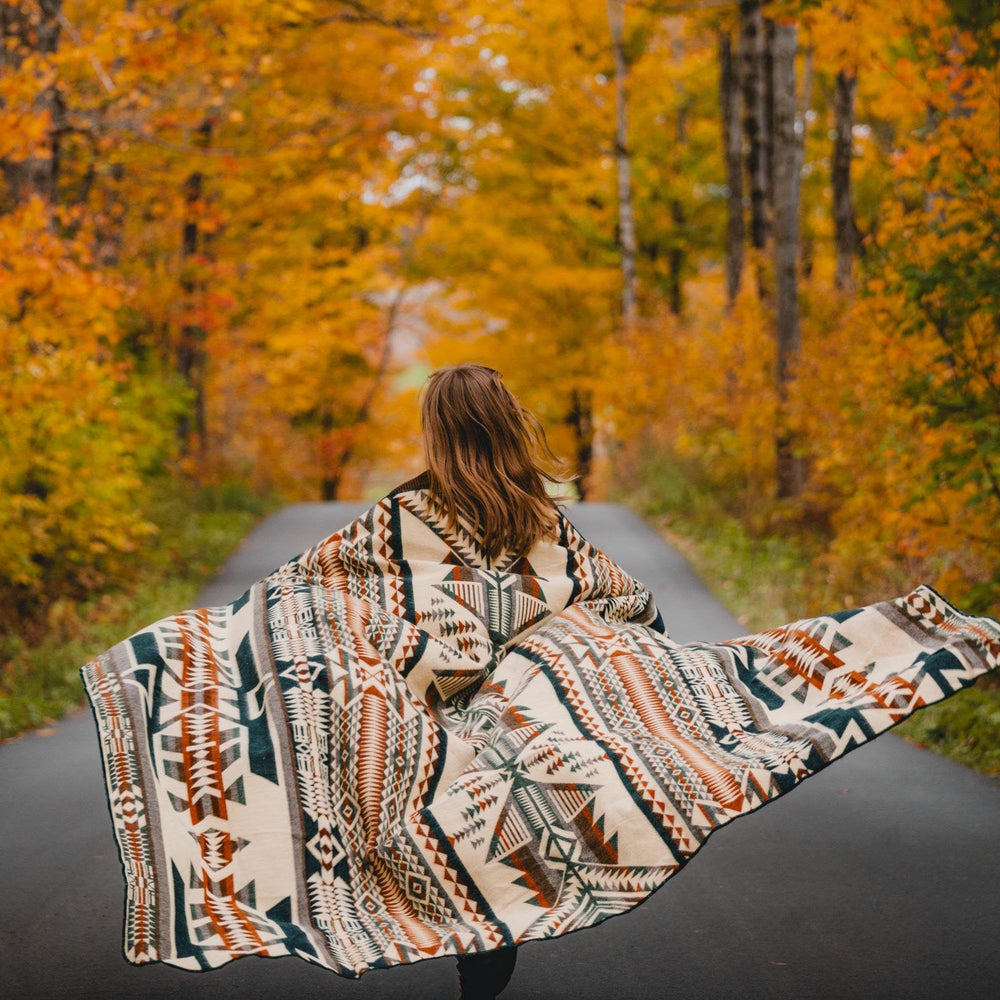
[739,627,918,717]
[369,855,442,957]
[559,606,747,815]
[358,687,441,954]
[349,596,441,956]
[179,608,268,957]
[608,647,747,814]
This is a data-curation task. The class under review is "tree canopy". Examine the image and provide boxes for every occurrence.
[2,0,998,626]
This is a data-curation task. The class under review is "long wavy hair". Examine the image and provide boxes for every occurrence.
[420,364,567,560]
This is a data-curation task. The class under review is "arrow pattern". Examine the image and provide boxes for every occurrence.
[81,479,1000,977]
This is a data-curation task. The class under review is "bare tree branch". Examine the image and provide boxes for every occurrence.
[56,10,115,93]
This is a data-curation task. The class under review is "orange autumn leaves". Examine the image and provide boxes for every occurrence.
[623,2,1000,612]
[2,0,999,630]
[1,1,440,623]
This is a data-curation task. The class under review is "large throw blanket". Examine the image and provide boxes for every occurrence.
[80,474,1000,976]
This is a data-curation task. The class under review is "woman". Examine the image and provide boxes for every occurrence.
[81,364,999,999]
[420,363,572,997]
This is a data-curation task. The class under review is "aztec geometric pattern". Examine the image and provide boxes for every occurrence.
[80,473,1000,977]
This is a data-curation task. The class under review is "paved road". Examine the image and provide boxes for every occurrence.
[3,503,999,1000]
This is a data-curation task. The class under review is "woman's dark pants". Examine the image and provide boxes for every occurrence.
[456,945,518,999]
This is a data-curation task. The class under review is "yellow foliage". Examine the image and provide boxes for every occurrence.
[0,199,173,625]
[3,0,1000,629]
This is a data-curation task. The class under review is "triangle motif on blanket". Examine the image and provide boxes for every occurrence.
[435,565,551,647]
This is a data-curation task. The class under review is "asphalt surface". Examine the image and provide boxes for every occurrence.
[3,502,999,1000]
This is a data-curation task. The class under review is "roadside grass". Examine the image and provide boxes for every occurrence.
[618,458,831,628]
[617,456,1000,778]
[0,480,277,742]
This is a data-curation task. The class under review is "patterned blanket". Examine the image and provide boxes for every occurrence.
[80,475,1000,976]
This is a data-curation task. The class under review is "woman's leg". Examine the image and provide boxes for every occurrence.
[456,945,518,1000]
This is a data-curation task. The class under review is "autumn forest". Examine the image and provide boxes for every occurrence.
[3,0,1000,669]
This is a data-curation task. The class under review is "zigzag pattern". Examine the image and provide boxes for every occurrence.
[81,481,1000,978]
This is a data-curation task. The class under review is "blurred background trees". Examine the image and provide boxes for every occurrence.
[2,0,998,637]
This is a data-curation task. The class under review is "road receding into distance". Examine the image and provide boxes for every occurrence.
[2,502,998,999]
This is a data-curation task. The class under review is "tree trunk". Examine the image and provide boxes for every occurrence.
[719,28,745,307]
[566,388,594,500]
[606,0,637,329]
[668,197,684,316]
[0,1,63,210]
[667,18,688,317]
[93,1,133,265]
[763,16,775,216]
[771,21,803,499]
[320,409,344,501]
[797,43,814,279]
[176,118,213,457]
[832,68,859,292]
[739,1,769,250]
[94,162,126,266]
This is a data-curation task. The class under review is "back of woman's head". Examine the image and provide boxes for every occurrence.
[420,364,565,560]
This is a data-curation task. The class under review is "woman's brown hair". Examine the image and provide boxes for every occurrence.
[420,364,567,561]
